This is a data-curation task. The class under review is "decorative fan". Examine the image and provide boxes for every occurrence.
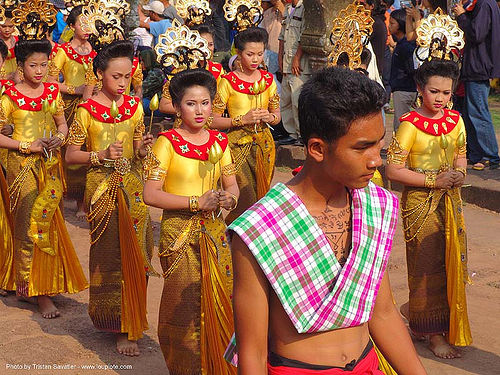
[415,8,464,62]
[12,0,57,40]
[223,0,263,32]
[80,1,124,51]
[176,0,212,26]
[328,3,373,69]
[101,0,130,18]
[155,19,210,73]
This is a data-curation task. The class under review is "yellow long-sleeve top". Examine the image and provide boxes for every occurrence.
[387,109,467,170]
[148,129,233,197]
[1,36,18,76]
[212,70,280,118]
[67,95,144,159]
[0,83,64,141]
[49,42,96,87]
[85,57,143,95]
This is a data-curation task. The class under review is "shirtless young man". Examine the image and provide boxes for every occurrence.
[228,67,427,374]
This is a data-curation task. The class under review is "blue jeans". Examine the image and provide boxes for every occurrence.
[463,81,500,164]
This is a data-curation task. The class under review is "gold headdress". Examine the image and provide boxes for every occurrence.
[223,0,263,32]
[12,0,57,40]
[100,0,130,19]
[327,3,373,70]
[80,1,124,51]
[0,6,6,25]
[415,8,464,62]
[175,0,212,26]
[0,0,19,13]
[155,19,210,73]
[61,0,89,16]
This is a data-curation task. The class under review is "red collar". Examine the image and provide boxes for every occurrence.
[221,70,273,95]
[158,129,228,161]
[4,82,60,111]
[132,57,139,75]
[6,36,18,60]
[61,42,97,65]
[78,95,140,123]
[400,109,460,136]
[50,43,60,59]
[207,60,223,80]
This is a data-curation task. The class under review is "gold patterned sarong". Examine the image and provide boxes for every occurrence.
[158,210,236,375]
[63,93,86,200]
[402,186,472,346]
[225,126,275,224]
[0,168,14,291]
[86,159,154,341]
[6,151,88,297]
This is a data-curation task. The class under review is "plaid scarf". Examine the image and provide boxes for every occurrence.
[224,182,399,365]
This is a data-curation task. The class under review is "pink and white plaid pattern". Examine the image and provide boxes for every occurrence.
[224,182,399,365]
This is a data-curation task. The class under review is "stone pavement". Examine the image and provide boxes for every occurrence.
[275,145,500,213]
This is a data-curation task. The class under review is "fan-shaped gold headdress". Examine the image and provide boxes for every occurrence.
[176,0,212,26]
[61,0,89,15]
[80,1,124,51]
[101,0,130,18]
[155,19,210,73]
[12,0,57,40]
[0,7,6,25]
[415,8,464,62]
[0,0,19,13]
[327,3,373,70]
[223,0,263,32]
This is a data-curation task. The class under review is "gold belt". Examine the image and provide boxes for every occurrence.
[101,157,131,175]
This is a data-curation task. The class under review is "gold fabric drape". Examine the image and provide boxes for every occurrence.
[402,186,471,345]
[0,169,14,290]
[158,211,235,375]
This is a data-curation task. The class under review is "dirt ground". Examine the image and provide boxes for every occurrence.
[1,170,499,375]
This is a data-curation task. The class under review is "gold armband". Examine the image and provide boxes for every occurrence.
[55,131,66,145]
[387,136,408,165]
[222,163,237,176]
[189,195,200,212]
[228,193,238,211]
[18,141,32,154]
[231,115,244,128]
[424,171,437,189]
[89,151,101,166]
[456,167,467,177]
[268,93,280,111]
[67,85,75,95]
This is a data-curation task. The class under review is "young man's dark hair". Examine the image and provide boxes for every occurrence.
[298,66,386,145]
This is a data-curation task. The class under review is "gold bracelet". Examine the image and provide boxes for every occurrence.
[89,151,101,166]
[135,148,146,159]
[18,141,32,154]
[189,195,199,212]
[228,193,238,211]
[55,131,66,145]
[269,113,278,125]
[456,167,467,177]
[424,171,437,189]
[231,115,244,128]
[67,85,75,95]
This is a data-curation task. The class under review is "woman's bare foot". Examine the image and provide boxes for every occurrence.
[0,289,8,296]
[116,334,140,356]
[429,334,462,359]
[75,200,86,219]
[37,295,60,319]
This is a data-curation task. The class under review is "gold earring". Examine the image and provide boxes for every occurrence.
[17,66,24,81]
[238,60,243,73]
[446,99,453,110]
[415,94,422,108]
[173,112,182,128]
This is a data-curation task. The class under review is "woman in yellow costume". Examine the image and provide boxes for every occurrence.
[48,5,96,217]
[66,39,154,357]
[212,26,280,223]
[386,11,472,360]
[144,68,239,375]
[0,3,88,318]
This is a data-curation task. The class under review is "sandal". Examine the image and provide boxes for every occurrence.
[472,162,485,171]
